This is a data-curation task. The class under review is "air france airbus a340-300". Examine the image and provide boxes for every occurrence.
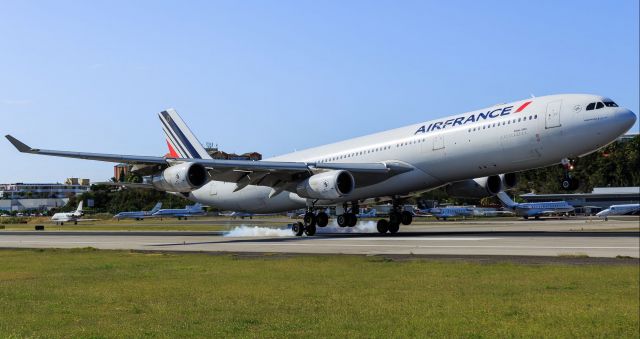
[6,94,636,236]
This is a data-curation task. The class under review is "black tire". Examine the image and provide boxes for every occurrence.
[561,178,572,190]
[293,222,304,236]
[74,221,77,225]
[303,212,317,227]
[534,216,540,220]
[389,211,401,225]
[316,212,329,227]
[60,222,64,226]
[347,213,357,227]
[523,216,529,220]
[377,219,389,234]
[337,214,347,227]
[388,221,400,234]
[304,224,316,236]
[401,211,413,225]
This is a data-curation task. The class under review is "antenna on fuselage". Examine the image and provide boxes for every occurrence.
[530,93,536,98]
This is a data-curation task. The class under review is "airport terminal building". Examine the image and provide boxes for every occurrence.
[520,187,640,214]
[0,180,90,212]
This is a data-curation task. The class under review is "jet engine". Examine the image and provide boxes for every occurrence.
[500,173,517,190]
[445,175,502,199]
[296,170,355,200]
[151,162,208,193]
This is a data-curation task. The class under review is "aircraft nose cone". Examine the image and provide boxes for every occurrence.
[618,108,637,130]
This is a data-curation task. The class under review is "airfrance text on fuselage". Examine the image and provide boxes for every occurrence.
[414,105,514,134]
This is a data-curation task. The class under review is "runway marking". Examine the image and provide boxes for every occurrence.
[203,243,639,250]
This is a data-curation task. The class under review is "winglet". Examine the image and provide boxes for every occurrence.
[5,135,35,153]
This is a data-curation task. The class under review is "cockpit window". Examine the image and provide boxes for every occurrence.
[603,101,618,107]
[586,102,595,111]
[596,102,604,109]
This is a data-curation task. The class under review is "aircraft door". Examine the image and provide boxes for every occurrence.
[545,100,562,129]
[209,181,217,195]
[432,135,445,150]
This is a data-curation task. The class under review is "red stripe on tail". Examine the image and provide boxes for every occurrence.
[166,140,179,158]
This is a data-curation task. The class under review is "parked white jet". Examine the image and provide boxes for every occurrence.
[7,94,636,235]
[596,204,640,221]
[496,191,574,219]
[51,201,85,225]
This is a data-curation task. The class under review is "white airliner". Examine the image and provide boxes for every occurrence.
[496,191,574,219]
[51,201,84,225]
[7,94,636,236]
[596,204,640,221]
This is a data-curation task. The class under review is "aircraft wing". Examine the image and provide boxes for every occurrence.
[6,135,414,190]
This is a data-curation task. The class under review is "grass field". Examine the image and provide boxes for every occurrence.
[0,249,637,338]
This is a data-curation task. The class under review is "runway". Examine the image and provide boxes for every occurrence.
[1,218,638,258]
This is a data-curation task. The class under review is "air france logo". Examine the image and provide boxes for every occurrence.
[414,101,531,134]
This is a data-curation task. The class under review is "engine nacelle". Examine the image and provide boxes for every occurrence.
[151,163,208,193]
[445,175,502,199]
[500,173,517,190]
[296,170,355,200]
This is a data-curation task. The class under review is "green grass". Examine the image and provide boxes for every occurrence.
[0,249,637,338]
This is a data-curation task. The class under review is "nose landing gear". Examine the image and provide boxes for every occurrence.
[560,158,579,191]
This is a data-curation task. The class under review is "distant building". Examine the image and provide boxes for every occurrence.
[0,182,90,211]
[113,164,130,182]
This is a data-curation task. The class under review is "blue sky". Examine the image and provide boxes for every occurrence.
[1,0,638,183]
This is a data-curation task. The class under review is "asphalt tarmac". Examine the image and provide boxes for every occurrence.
[1,217,638,258]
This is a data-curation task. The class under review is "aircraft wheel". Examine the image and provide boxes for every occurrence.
[304,224,316,236]
[60,222,64,226]
[303,212,317,227]
[376,219,389,234]
[560,177,576,191]
[293,222,304,236]
[337,214,347,227]
[388,221,400,234]
[316,212,329,227]
[523,216,529,220]
[534,216,540,220]
[347,213,357,227]
[401,211,413,225]
[74,221,77,225]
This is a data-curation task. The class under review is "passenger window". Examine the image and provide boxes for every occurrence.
[596,102,604,109]
[586,102,595,110]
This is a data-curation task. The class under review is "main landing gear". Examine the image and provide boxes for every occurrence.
[294,208,330,236]
[377,199,413,234]
[337,202,359,228]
